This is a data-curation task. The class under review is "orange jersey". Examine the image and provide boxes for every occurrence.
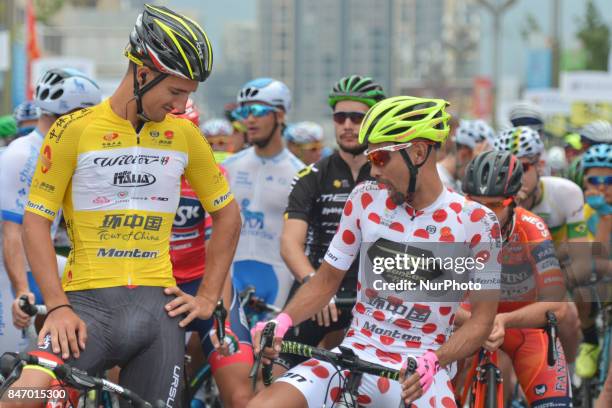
[498,207,564,313]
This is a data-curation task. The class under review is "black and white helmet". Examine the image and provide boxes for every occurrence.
[455,119,495,148]
[509,101,544,129]
[494,126,544,158]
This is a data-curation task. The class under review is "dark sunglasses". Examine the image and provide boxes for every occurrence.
[232,104,278,120]
[333,111,366,125]
[586,175,612,186]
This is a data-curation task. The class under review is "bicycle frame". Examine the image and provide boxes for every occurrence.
[459,349,504,408]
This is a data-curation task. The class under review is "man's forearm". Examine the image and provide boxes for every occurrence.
[502,301,567,329]
[283,262,344,326]
[2,222,29,294]
[435,300,497,368]
[197,200,241,301]
[281,239,315,282]
[22,213,67,308]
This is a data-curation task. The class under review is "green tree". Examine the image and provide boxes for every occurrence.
[576,0,611,71]
[521,13,541,42]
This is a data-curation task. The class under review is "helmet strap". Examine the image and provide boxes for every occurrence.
[132,66,168,125]
[501,203,517,243]
[399,144,433,205]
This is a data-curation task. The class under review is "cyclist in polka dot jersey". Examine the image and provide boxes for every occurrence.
[248,97,502,408]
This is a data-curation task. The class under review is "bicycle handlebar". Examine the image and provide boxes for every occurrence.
[18,295,46,317]
[213,299,226,342]
[0,352,164,408]
[545,311,558,367]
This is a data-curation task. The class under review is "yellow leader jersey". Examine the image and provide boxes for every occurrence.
[26,99,233,291]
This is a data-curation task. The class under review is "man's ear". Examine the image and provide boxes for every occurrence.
[136,66,150,86]
[276,109,286,124]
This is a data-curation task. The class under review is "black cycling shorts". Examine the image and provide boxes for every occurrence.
[31,286,184,407]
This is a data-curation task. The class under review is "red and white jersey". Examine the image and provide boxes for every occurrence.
[323,181,502,361]
[170,177,207,284]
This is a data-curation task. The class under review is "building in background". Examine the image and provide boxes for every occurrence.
[256,0,480,124]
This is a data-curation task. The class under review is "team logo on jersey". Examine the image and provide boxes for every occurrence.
[333,179,341,188]
[150,130,160,137]
[426,225,437,234]
[241,198,264,229]
[41,145,52,173]
[174,197,205,228]
[534,384,547,396]
[93,196,111,204]
[93,154,170,167]
[164,131,174,140]
[103,132,119,141]
[112,171,156,187]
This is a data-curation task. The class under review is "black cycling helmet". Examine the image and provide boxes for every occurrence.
[462,151,524,197]
[125,4,213,123]
[125,4,213,82]
[328,75,385,108]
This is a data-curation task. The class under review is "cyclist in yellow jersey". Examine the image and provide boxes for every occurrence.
[1,5,241,407]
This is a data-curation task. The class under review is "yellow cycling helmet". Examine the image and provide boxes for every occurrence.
[358,96,451,145]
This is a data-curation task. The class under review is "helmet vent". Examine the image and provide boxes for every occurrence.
[50,89,64,100]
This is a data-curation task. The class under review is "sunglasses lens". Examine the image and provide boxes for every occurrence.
[333,112,347,124]
[349,112,364,124]
[588,176,612,185]
[333,112,365,124]
[367,150,390,167]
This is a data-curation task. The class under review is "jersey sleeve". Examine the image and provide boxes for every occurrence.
[464,202,502,290]
[323,184,364,271]
[184,121,233,213]
[0,144,30,224]
[285,164,319,221]
[520,212,565,291]
[26,116,80,221]
[561,180,588,240]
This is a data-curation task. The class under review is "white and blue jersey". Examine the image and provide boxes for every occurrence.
[223,147,305,308]
[0,129,63,305]
[0,129,61,234]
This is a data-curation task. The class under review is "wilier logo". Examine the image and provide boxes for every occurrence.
[112,171,156,187]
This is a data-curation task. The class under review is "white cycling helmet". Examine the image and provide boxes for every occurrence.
[454,119,495,149]
[200,118,233,137]
[546,146,567,172]
[35,68,102,115]
[237,77,291,112]
[509,100,544,129]
[284,121,324,145]
[580,119,612,144]
[494,126,545,158]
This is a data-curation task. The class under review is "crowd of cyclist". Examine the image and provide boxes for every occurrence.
[0,4,611,408]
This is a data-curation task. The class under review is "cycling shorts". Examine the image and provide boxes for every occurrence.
[28,286,184,407]
[503,328,572,407]
[276,345,456,408]
[179,278,253,373]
